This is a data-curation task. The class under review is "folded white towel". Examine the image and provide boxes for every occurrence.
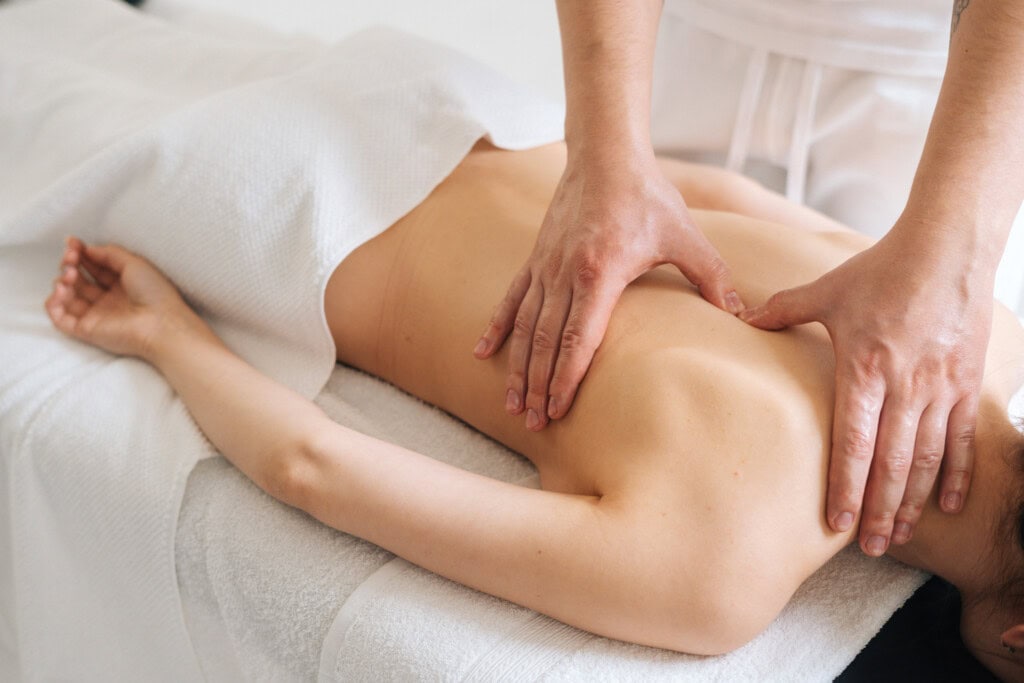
[0,1,560,679]
[318,547,923,682]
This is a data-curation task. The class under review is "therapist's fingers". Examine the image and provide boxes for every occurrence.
[892,402,949,545]
[826,368,884,536]
[666,227,745,315]
[939,395,978,513]
[739,279,825,331]
[475,268,532,359]
[858,398,922,557]
[547,278,624,420]
[522,292,573,430]
[504,282,544,416]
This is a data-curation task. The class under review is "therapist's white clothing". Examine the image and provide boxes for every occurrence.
[651,0,1024,316]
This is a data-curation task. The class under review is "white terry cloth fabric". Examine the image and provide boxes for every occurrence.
[318,549,918,682]
[0,0,561,679]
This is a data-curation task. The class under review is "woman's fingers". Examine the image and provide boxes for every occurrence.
[64,236,117,288]
[47,282,83,336]
[858,398,922,556]
[505,282,544,416]
[46,300,77,336]
[60,265,103,303]
[892,402,949,545]
[475,268,531,359]
[83,242,130,273]
[523,291,573,430]
[78,256,117,289]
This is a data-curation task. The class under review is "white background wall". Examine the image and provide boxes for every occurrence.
[145,0,566,102]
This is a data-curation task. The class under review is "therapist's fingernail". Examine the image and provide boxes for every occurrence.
[726,291,744,314]
[547,396,559,419]
[892,522,912,544]
[526,408,540,430]
[473,338,488,356]
[942,492,962,512]
[833,512,854,532]
[505,389,520,413]
[866,535,887,556]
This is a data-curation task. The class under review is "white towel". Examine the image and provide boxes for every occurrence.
[0,0,561,679]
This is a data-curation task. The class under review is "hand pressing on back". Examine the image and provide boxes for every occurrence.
[474,155,744,431]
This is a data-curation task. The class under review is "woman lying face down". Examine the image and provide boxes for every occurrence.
[44,142,1024,680]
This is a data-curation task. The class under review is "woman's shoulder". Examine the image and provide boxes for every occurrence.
[614,481,822,654]
[986,302,1024,405]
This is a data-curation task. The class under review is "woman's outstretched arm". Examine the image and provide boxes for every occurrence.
[45,237,769,655]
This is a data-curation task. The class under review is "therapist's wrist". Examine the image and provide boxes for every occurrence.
[888,208,1004,283]
[564,131,658,177]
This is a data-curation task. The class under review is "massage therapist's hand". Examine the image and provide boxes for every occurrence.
[45,236,200,360]
[740,228,992,557]
[474,152,745,430]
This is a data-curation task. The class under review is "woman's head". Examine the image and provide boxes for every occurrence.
[959,424,1024,682]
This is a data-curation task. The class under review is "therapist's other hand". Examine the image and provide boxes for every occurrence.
[46,236,194,360]
[474,153,745,431]
[740,230,991,557]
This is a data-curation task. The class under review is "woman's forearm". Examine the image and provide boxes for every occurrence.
[898,0,1024,270]
[555,0,663,164]
[146,313,327,495]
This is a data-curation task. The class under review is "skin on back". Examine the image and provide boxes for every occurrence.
[325,143,878,639]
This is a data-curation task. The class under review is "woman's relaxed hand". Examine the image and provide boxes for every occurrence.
[45,236,194,360]
[473,154,745,431]
[740,229,992,556]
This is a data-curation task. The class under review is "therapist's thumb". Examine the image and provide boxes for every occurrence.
[739,282,822,330]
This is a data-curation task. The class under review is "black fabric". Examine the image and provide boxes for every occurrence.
[836,576,998,682]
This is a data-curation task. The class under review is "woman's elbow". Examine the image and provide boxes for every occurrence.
[638,576,781,655]
[661,600,772,656]
[261,436,323,511]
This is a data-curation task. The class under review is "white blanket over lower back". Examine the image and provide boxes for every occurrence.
[0,0,561,679]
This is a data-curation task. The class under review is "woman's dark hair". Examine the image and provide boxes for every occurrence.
[988,425,1024,616]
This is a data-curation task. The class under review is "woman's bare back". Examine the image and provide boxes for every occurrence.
[323,142,1022,651]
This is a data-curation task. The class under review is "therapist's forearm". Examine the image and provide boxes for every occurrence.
[555,0,663,165]
[897,0,1024,271]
